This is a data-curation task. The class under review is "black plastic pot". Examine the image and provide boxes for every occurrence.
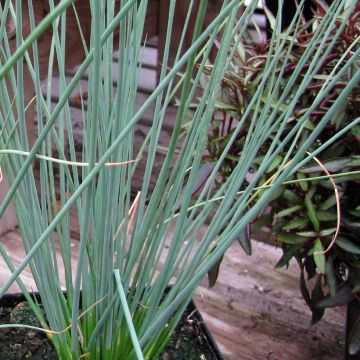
[0,292,223,360]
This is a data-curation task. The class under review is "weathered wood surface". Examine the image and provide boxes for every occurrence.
[0,228,345,360]
[194,241,345,360]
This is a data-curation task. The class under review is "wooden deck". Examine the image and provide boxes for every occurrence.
[0,42,347,359]
[0,228,346,360]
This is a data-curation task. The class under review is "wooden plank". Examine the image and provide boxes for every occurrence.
[0,176,17,235]
[0,228,345,359]
[64,63,157,95]
[0,229,79,294]
[113,46,158,69]
[194,241,345,360]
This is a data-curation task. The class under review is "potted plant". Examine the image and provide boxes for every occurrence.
[198,0,360,357]
[0,0,359,358]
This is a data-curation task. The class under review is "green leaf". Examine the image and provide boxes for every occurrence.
[282,189,302,204]
[278,233,308,244]
[267,186,285,203]
[296,172,308,191]
[214,100,238,111]
[267,155,283,173]
[272,219,286,233]
[336,237,360,255]
[296,231,318,237]
[348,209,360,217]
[347,157,360,167]
[305,194,320,232]
[237,41,246,63]
[275,205,302,218]
[275,243,303,269]
[318,228,336,237]
[304,119,315,131]
[282,217,309,230]
[251,214,272,233]
[325,257,337,298]
[319,194,337,211]
[313,238,325,274]
[316,210,338,222]
[351,125,360,138]
[307,185,317,199]
[263,3,276,31]
[225,153,240,161]
[343,219,360,230]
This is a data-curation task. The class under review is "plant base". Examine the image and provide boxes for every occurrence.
[0,293,223,359]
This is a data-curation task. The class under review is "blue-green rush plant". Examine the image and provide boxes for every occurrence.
[0,0,359,359]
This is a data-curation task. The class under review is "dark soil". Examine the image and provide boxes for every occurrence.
[159,307,219,360]
[0,299,220,360]
[0,301,57,360]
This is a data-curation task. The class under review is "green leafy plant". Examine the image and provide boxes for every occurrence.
[200,0,360,355]
[0,0,359,359]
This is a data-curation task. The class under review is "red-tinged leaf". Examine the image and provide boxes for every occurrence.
[301,158,354,174]
[317,283,355,308]
[192,162,216,191]
[237,223,252,255]
[304,255,317,280]
[176,162,216,210]
[348,311,360,356]
[313,0,329,15]
[300,268,311,307]
[207,255,223,288]
[310,276,325,325]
